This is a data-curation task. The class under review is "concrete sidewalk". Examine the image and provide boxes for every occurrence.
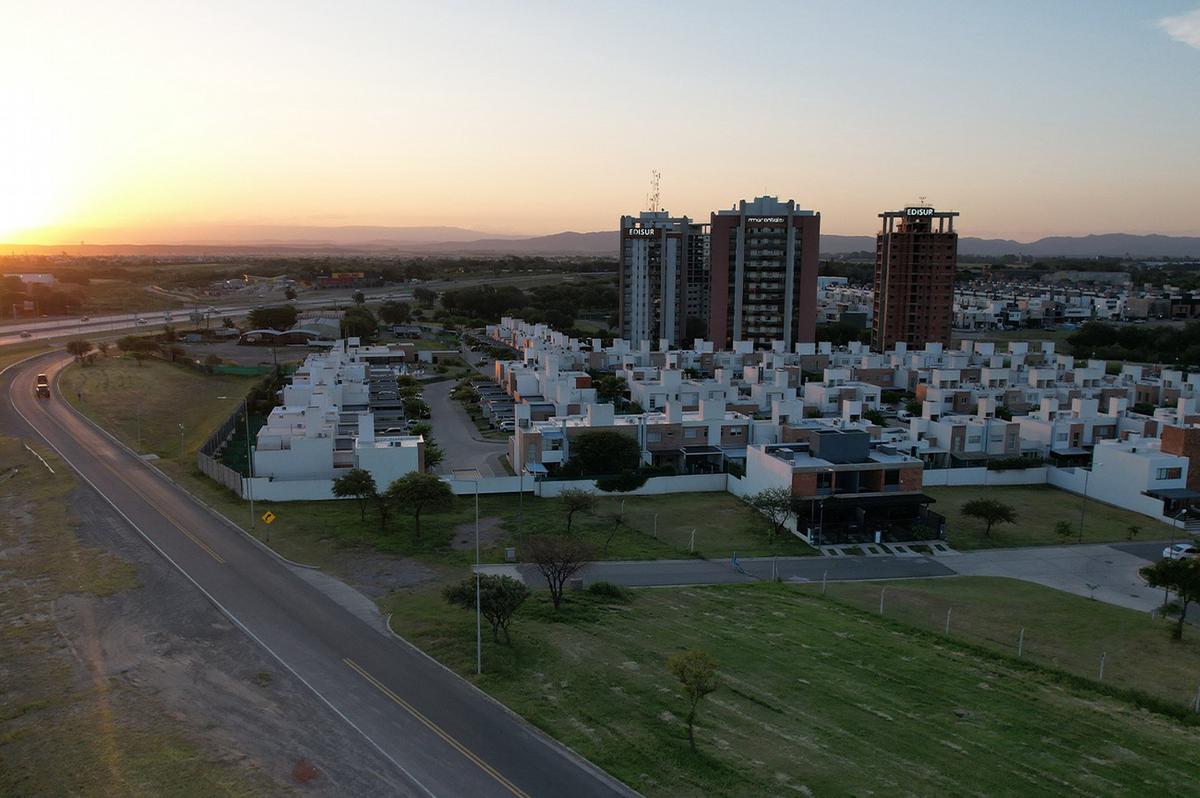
[480,540,1176,615]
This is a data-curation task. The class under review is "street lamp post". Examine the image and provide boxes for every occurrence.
[1077,464,1090,544]
[245,400,256,533]
[473,477,481,676]
[178,422,185,459]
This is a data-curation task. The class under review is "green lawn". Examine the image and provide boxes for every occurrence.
[0,438,273,796]
[149,488,808,575]
[60,356,260,464]
[807,576,1200,707]
[928,485,1173,549]
[386,580,1200,797]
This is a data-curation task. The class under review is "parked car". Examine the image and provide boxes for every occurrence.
[381,427,407,436]
[498,420,516,432]
[1162,543,1200,560]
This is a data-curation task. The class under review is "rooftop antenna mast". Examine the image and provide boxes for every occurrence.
[647,170,661,212]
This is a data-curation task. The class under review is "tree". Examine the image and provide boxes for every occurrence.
[666,649,719,752]
[423,440,445,472]
[559,488,598,534]
[1128,524,1141,541]
[594,374,628,405]
[746,487,795,543]
[385,471,454,539]
[413,286,437,306]
[961,498,1017,538]
[284,286,297,300]
[96,342,109,357]
[353,290,366,305]
[341,306,378,340]
[248,305,298,331]
[563,430,640,477]
[1054,520,1074,543]
[523,535,594,610]
[1140,558,1200,640]
[862,409,887,426]
[443,574,529,644]
[204,353,222,372]
[379,301,412,325]
[131,350,152,366]
[66,339,93,363]
[332,468,377,521]
[904,398,923,417]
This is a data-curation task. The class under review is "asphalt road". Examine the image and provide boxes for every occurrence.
[424,378,510,478]
[483,554,955,588]
[3,350,633,798]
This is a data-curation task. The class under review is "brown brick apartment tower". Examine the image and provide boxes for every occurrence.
[872,205,959,351]
[708,196,819,350]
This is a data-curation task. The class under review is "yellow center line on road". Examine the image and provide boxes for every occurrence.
[342,657,530,798]
[36,390,226,565]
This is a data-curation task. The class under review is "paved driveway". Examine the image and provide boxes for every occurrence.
[940,542,1169,612]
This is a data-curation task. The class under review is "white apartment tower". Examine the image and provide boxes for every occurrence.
[618,211,709,346]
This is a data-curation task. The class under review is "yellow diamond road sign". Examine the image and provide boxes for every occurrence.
[261,511,277,525]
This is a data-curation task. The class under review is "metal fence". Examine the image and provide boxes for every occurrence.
[196,398,248,498]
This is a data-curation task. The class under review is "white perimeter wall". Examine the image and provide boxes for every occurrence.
[534,473,729,498]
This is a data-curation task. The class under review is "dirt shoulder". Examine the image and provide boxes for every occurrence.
[0,438,403,796]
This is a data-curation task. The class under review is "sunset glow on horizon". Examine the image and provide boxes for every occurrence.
[4,1,1200,245]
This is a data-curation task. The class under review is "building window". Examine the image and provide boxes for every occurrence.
[684,427,700,439]
[1157,467,1183,481]
[646,432,661,444]
[816,472,833,491]
[884,470,900,486]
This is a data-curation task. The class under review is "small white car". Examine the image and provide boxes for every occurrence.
[498,420,516,431]
[1162,543,1200,560]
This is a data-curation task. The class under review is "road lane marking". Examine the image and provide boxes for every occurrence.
[343,657,530,798]
[32,394,226,564]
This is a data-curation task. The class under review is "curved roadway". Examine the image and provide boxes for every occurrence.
[3,350,633,798]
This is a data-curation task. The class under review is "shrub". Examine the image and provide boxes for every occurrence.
[586,581,630,602]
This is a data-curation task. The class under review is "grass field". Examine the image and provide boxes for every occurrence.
[806,576,1200,707]
[928,484,1174,548]
[0,438,271,796]
[139,484,809,573]
[60,356,260,464]
[954,327,1075,346]
[79,279,184,314]
[386,580,1200,797]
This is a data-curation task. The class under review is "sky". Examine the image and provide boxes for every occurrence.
[3,1,1199,244]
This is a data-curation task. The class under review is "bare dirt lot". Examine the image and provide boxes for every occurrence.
[0,439,404,796]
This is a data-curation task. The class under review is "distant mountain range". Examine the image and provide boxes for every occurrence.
[6,227,1200,259]
[425,230,1200,259]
